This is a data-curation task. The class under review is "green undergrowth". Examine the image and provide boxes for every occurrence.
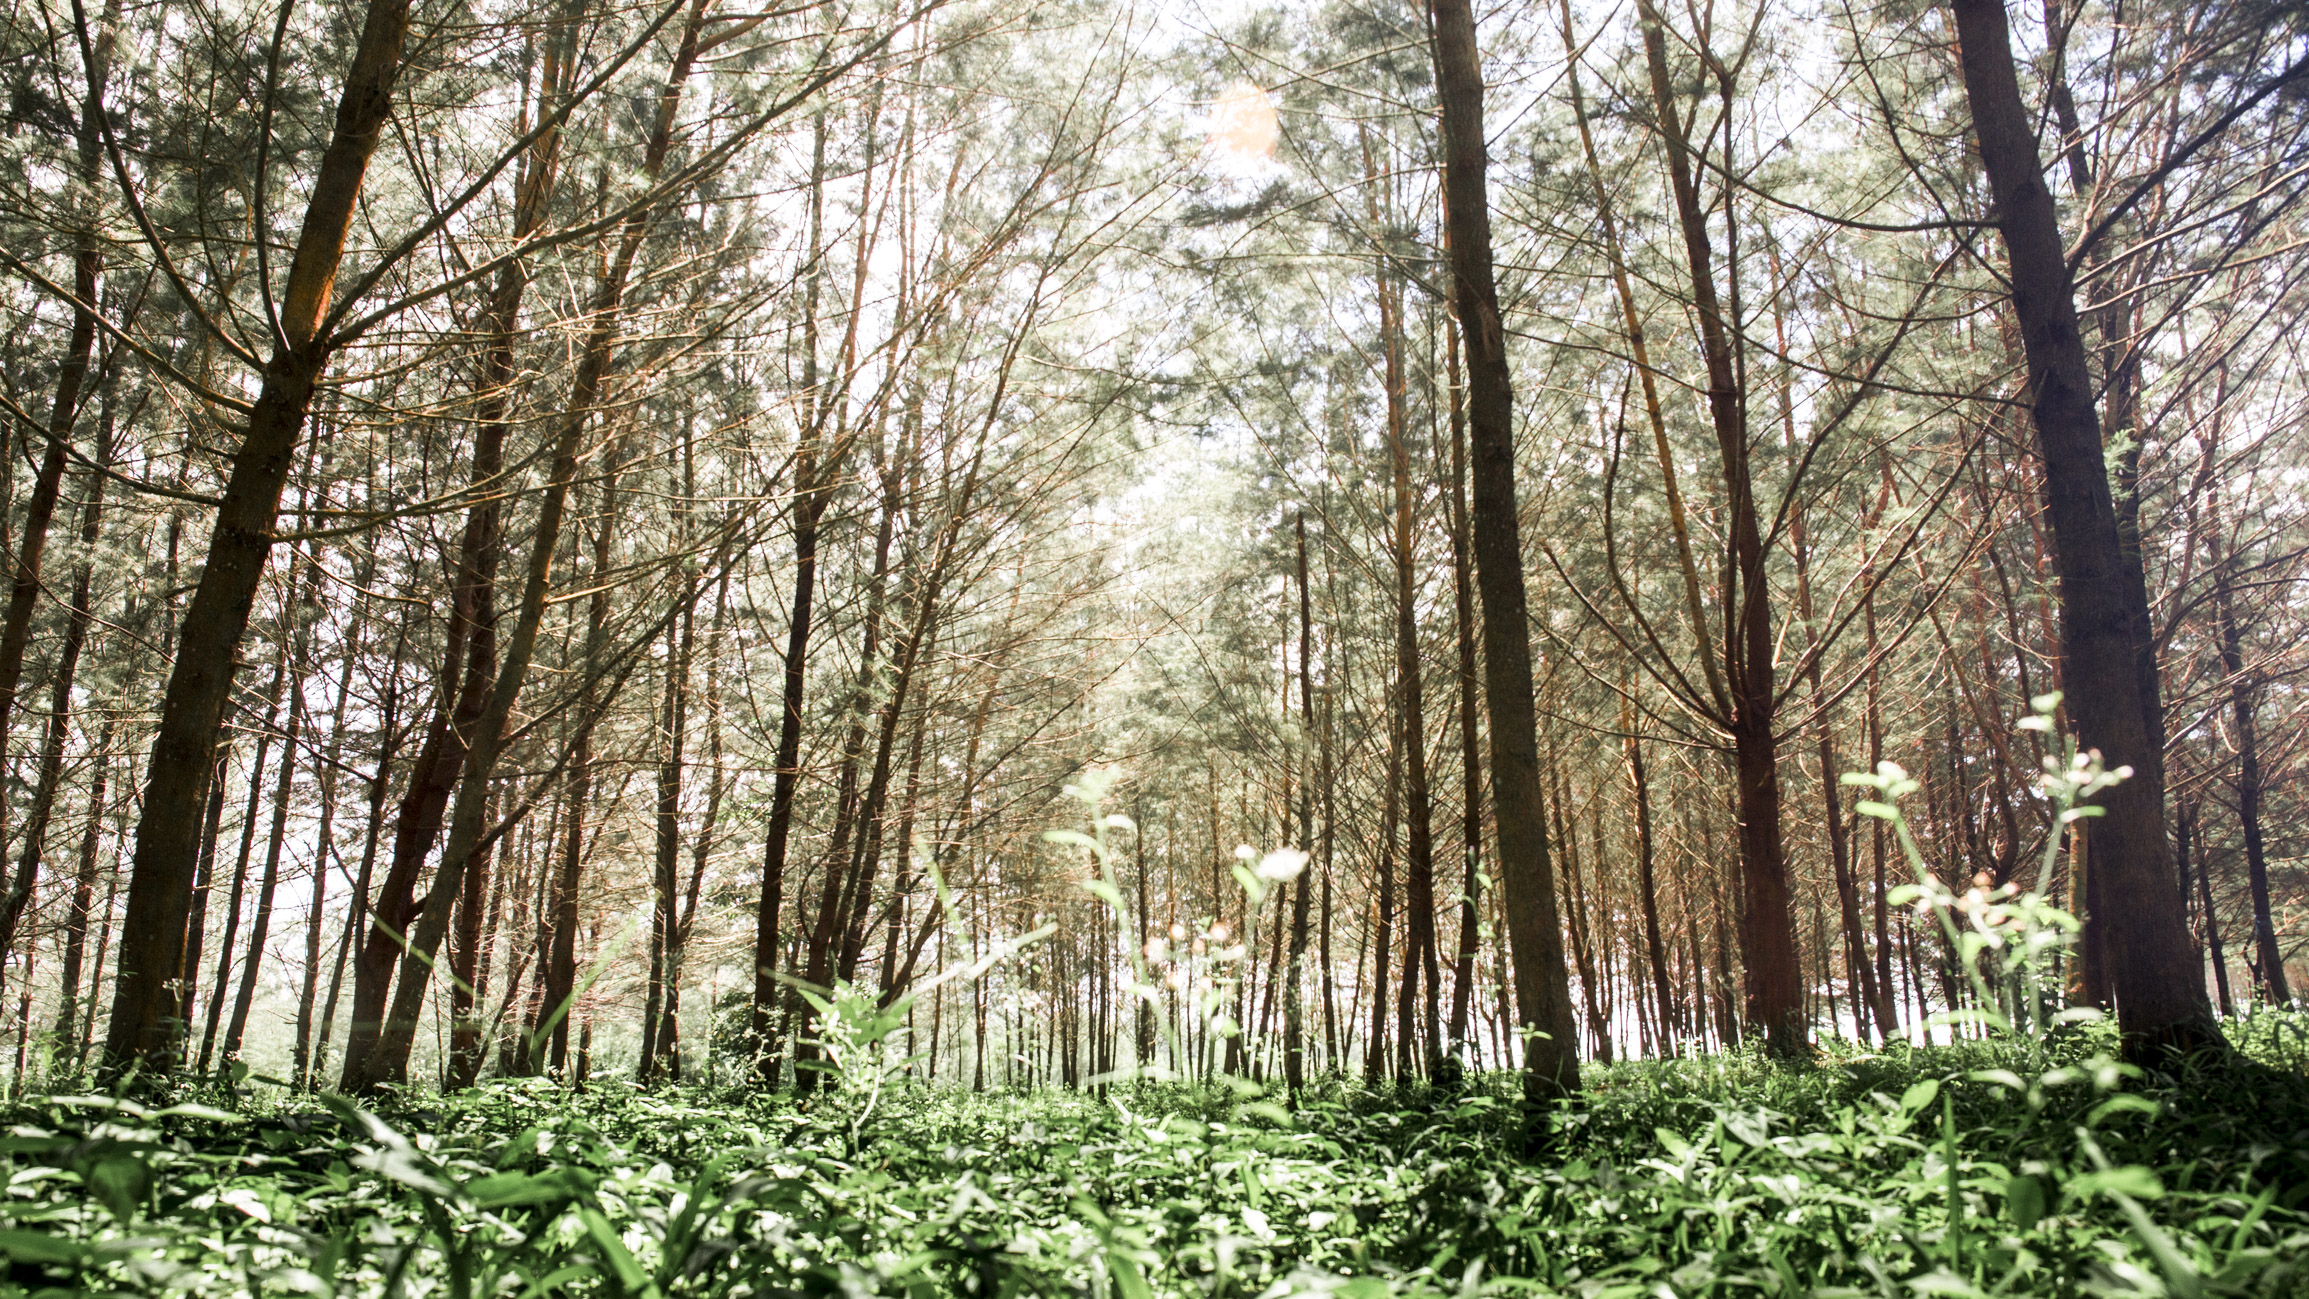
[6,1020,2309,1298]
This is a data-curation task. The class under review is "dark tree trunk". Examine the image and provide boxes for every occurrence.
[51,718,114,1074]
[1948,0,2219,1054]
[1379,252,1437,1076]
[1622,709,1678,1052]
[0,408,113,973]
[1634,0,1804,1057]
[0,0,121,750]
[340,17,570,1087]
[1444,323,1483,1062]
[222,670,303,1066]
[2217,557,2286,1004]
[1286,516,1315,1091]
[1428,0,1581,1095]
[345,0,715,1094]
[104,0,416,1080]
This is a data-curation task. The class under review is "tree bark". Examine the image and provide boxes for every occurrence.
[341,16,574,1084]
[103,0,416,1080]
[1429,0,1582,1094]
[1948,0,2220,1054]
[1444,320,1483,1062]
[0,0,121,751]
[1634,0,1805,1056]
[343,0,715,1093]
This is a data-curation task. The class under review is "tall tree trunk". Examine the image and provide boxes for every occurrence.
[1634,0,1804,1056]
[315,667,400,1088]
[222,664,303,1066]
[1286,516,1315,1091]
[200,651,289,1073]
[2216,550,2286,1003]
[644,577,695,1079]
[1948,0,2219,1054]
[293,557,368,1085]
[1376,231,1437,1076]
[52,718,115,1074]
[1367,704,1399,1082]
[0,0,121,751]
[2186,804,2233,1016]
[1621,698,1678,1052]
[345,0,715,1093]
[0,408,113,972]
[103,0,416,1079]
[341,17,572,1084]
[1429,0,1581,1096]
[445,788,495,1090]
[1444,321,1483,1063]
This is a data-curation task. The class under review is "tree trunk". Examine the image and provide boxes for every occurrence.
[1443,322,1483,1063]
[51,717,114,1075]
[1373,225,1437,1076]
[0,407,113,973]
[1428,0,1581,1096]
[341,17,573,1086]
[200,653,289,1074]
[1634,0,1804,1056]
[1948,0,2219,1054]
[2216,551,2286,1004]
[343,0,716,1094]
[0,0,122,751]
[1621,700,1678,1052]
[222,668,302,1066]
[103,0,416,1080]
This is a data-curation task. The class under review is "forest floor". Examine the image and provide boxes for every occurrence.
[7,1016,2309,1298]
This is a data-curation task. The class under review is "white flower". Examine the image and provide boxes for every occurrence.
[1254,847,1309,882]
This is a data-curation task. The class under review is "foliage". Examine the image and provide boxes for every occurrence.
[1,1027,2305,1298]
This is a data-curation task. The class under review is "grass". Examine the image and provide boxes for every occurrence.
[4,1017,2307,1298]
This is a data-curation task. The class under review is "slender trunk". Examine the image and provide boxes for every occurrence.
[1367,691,1400,1082]
[1361,148,1438,1076]
[52,718,115,1073]
[1621,700,1677,1052]
[222,670,302,1065]
[1429,0,1581,1095]
[1635,0,1803,1055]
[2217,556,2286,1003]
[293,575,365,1085]
[645,583,695,1079]
[0,0,121,749]
[1444,322,1482,1061]
[1286,516,1314,1091]
[346,0,714,1092]
[201,653,289,1073]
[2188,805,2233,1015]
[316,672,399,1087]
[0,410,113,972]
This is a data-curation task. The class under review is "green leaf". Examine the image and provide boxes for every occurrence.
[579,1205,653,1296]
[84,1152,150,1223]
[1899,1079,1941,1115]
[2068,1165,2164,1201]
[2005,1174,2045,1232]
[153,1102,243,1123]
[1042,829,1102,854]
[0,1229,87,1266]
[467,1171,574,1209]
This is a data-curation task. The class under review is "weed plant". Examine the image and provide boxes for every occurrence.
[8,710,2305,1297]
